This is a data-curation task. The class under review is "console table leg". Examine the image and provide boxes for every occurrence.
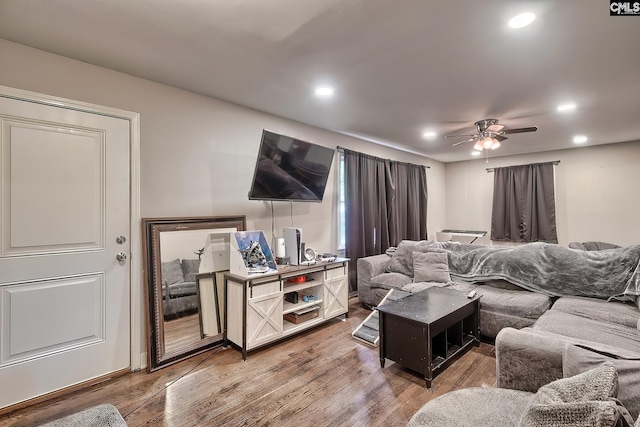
[380,357,385,368]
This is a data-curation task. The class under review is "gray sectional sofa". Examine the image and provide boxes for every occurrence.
[356,239,640,423]
[357,240,553,338]
[357,239,639,338]
[496,295,640,419]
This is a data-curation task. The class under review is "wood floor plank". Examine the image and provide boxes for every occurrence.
[1,298,497,427]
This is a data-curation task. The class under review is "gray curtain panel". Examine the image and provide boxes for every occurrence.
[386,161,428,246]
[344,149,391,290]
[343,149,429,291]
[491,161,558,243]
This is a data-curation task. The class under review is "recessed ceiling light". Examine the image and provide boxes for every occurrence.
[422,131,437,140]
[314,86,334,98]
[557,102,577,112]
[573,135,588,144]
[471,151,481,156]
[508,12,536,29]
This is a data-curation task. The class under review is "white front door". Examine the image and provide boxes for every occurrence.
[0,95,131,408]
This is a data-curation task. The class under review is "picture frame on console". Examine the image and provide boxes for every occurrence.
[229,230,278,277]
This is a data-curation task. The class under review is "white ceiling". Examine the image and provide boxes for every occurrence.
[1,0,639,162]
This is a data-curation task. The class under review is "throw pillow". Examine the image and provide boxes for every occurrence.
[519,362,634,427]
[583,241,622,251]
[569,242,587,251]
[564,344,640,420]
[181,258,201,282]
[386,240,431,277]
[161,258,184,286]
[412,251,451,283]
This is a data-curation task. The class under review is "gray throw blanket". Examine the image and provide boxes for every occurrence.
[428,242,640,300]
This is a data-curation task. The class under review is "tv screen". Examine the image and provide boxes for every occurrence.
[248,130,335,202]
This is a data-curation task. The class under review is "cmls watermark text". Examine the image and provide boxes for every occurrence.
[610,1,640,15]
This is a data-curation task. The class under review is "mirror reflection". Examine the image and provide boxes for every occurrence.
[142,216,246,371]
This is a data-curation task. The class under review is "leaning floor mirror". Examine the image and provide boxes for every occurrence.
[142,216,246,371]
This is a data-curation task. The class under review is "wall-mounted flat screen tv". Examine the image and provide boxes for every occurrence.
[248,130,335,202]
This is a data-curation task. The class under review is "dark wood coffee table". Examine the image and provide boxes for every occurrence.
[376,287,480,387]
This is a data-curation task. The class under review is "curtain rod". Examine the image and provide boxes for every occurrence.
[486,160,560,172]
[336,146,431,168]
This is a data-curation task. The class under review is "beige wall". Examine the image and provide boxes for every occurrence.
[0,38,445,254]
[445,141,640,247]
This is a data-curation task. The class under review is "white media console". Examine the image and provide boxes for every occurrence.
[224,259,349,360]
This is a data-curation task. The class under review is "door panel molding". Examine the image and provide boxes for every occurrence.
[1,273,105,366]
[1,118,106,256]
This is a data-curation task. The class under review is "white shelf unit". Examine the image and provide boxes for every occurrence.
[224,259,349,360]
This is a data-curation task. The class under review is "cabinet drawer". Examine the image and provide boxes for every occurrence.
[248,280,281,299]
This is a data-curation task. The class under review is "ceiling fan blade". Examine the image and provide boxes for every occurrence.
[503,126,538,134]
[486,124,505,132]
[494,134,508,142]
[445,134,477,139]
[452,137,476,147]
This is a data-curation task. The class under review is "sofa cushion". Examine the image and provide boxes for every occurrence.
[552,296,640,329]
[533,310,640,354]
[483,279,524,291]
[448,282,477,293]
[519,362,631,427]
[181,258,201,282]
[480,310,540,339]
[412,251,451,283]
[162,258,184,286]
[402,281,448,293]
[167,281,196,298]
[564,344,640,420]
[474,285,551,320]
[369,272,413,291]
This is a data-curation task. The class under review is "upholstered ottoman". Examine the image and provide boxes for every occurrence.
[407,387,533,427]
[407,363,636,427]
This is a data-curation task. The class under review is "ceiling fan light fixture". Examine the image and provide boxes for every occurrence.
[473,140,484,151]
[483,137,495,149]
[490,141,501,150]
[509,12,535,29]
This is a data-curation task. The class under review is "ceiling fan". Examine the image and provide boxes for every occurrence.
[446,119,537,151]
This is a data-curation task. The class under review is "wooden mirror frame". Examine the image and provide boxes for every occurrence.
[142,215,246,371]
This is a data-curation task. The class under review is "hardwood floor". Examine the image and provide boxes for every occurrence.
[1,298,496,427]
[164,313,202,354]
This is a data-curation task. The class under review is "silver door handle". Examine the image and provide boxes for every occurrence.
[116,252,127,262]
